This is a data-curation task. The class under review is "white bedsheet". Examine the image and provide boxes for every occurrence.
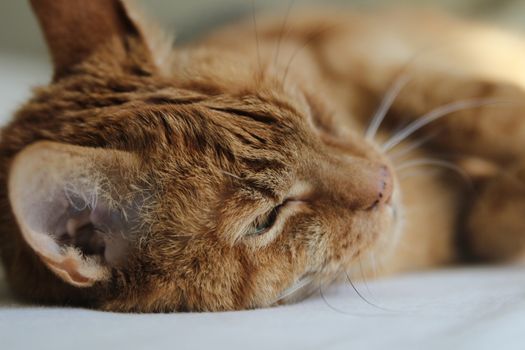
[2,49,525,350]
[1,266,525,350]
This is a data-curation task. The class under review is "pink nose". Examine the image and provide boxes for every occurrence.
[323,160,394,211]
[350,164,393,210]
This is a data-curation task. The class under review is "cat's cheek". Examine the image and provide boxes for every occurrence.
[322,206,397,274]
[248,244,312,308]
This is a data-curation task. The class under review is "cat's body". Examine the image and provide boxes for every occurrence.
[1,0,525,312]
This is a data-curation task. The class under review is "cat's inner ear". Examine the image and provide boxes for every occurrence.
[8,142,141,287]
[30,0,153,79]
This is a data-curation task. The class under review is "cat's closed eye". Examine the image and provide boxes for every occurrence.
[247,205,281,236]
[242,195,311,247]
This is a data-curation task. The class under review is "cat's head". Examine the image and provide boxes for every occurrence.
[2,0,399,311]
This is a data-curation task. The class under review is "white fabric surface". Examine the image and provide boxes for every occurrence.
[2,51,525,350]
[1,266,525,350]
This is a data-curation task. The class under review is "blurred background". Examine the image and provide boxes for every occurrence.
[1,0,525,125]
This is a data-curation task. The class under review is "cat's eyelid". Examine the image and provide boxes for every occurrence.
[242,200,306,247]
[286,181,312,201]
[240,181,312,245]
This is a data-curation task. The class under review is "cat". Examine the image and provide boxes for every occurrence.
[1,0,525,312]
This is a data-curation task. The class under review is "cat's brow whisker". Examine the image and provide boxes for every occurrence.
[382,98,512,152]
[365,41,459,142]
[251,0,262,73]
[273,0,296,66]
[281,24,338,86]
[366,74,412,140]
[396,158,473,188]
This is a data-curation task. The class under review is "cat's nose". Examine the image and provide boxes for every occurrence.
[323,160,394,211]
[348,164,393,210]
[369,165,393,209]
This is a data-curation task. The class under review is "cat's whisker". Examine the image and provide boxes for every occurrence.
[344,270,392,312]
[396,158,472,188]
[358,258,375,300]
[366,74,412,140]
[367,251,378,279]
[251,0,262,73]
[382,98,512,152]
[399,169,438,181]
[314,267,352,314]
[365,42,459,142]
[273,274,315,304]
[319,283,353,315]
[281,24,338,86]
[273,0,296,66]
[317,268,392,314]
[388,132,437,162]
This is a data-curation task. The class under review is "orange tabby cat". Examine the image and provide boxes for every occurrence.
[1,0,525,312]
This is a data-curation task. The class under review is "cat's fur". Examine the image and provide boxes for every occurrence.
[1,0,525,312]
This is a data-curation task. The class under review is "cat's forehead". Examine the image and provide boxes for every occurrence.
[32,72,313,194]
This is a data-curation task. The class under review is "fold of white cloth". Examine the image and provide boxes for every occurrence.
[1,265,524,350]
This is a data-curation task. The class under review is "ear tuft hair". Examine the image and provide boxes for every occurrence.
[8,141,140,287]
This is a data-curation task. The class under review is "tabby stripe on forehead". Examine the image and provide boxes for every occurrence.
[243,130,267,145]
[157,113,175,144]
[241,178,280,201]
[144,95,205,105]
[227,128,268,146]
[229,130,260,147]
[209,107,277,125]
[241,157,286,173]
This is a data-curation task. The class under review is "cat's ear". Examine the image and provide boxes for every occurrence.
[30,0,154,79]
[8,142,141,287]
